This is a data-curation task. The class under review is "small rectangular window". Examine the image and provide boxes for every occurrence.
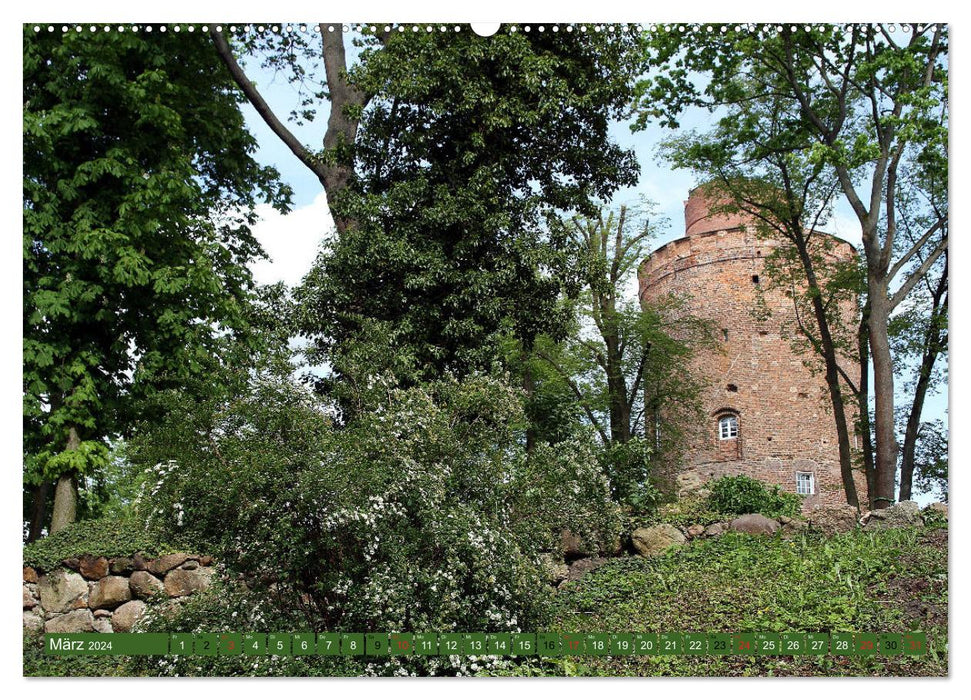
[796,472,815,495]
[718,415,738,440]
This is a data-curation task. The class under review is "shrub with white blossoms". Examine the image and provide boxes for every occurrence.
[129,372,621,676]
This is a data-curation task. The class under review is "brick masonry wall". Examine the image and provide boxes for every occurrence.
[639,187,868,510]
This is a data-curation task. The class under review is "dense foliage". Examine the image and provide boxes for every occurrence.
[22,517,188,573]
[705,475,803,519]
[296,28,642,385]
[123,369,620,673]
[539,527,947,677]
[23,26,290,532]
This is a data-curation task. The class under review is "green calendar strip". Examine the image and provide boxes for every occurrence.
[45,631,928,657]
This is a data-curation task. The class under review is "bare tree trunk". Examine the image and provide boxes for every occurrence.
[793,242,860,508]
[50,426,80,533]
[867,288,899,509]
[27,481,50,543]
[210,26,370,236]
[605,336,631,445]
[856,307,876,508]
[899,273,947,500]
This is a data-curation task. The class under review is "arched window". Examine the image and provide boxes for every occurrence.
[718,414,739,440]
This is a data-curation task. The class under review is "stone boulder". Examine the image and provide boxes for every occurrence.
[704,522,727,538]
[45,609,95,634]
[93,617,113,634]
[809,504,860,536]
[78,555,109,580]
[925,502,948,520]
[780,517,809,537]
[164,568,212,597]
[112,600,148,632]
[23,585,37,609]
[88,576,132,609]
[565,557,609,582]
[23,567,38,584]
[631,524,686,558]
[130,570,165,600]
[149,553,191,576]
[686,524,705,538]
[23,611,44,634]
[38,570,88,613]
[729,514,780,535]
[110,557,134,575]
[865,500,923,530]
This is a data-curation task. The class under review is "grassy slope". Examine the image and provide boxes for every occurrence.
[503,526,948,676]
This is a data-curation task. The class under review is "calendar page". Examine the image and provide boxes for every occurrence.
[21,13,949,683]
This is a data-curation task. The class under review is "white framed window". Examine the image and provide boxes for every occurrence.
[796,472,815,495]
[718,414,738,440]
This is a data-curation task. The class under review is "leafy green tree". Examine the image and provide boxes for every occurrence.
[526,204,712,505]
[214,26,641,385]
[911,418,947,501]
[23,27,290,535]
[637,23,947,509]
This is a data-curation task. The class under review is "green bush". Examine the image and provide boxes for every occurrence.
[598,438,663,516]
[921,505,948,529]
[705,475,803,519]
[641,495,726,528]
[127,372,621,674]
[23,517,190,572]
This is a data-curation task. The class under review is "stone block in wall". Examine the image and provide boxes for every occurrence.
[111,599,148,632]
[149,553,190,576]
[38,570,87,613]
[164,568,212,597]
[23,567,38,584]
[110,557,134,575]
[78,555,109,580]
[93,616,113,634]
[130,570,164,599]
[23,611,44,633]
[45,609,95,633]
[88,576,132,609]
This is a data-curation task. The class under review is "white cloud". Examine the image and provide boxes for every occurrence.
[249,190,335,287]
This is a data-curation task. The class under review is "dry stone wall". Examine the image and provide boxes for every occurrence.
[23,552,214,634]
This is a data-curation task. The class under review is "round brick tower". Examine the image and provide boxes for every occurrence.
[639,185,866,509]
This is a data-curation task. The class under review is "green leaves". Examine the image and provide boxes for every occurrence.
[298,29,641,383]
[23,27,290,507]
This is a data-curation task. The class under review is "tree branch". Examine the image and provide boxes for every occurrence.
[889,236,947,311]
[210,29,328,183]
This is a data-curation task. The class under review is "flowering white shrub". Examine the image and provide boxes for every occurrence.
[130,372,621,675]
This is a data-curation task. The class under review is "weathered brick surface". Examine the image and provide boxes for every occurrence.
[639,187,868,510]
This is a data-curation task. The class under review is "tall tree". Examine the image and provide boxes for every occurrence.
[530,204,712,502]
[23,27,289,534]
[212,26,641,384]
[637,23,948,508]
